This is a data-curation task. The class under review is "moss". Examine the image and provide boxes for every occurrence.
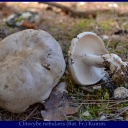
[113,42,119,49]
[100,21,113,32]
[115,49,125,54]
[123,23,128,30]
[74,19,94,33]
[14,17,26,22]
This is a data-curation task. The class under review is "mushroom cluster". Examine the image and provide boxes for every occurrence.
[68,32,128,98]
[0,29,65,113]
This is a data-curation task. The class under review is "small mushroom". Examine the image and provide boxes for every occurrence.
[0,29,66,113]
[68,32,128,85]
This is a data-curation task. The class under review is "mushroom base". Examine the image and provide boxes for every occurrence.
[82,53,128,84]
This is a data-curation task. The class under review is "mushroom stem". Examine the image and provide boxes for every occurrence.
[82,53,128,84]
[83,53,127,71]
[82,54,104,68]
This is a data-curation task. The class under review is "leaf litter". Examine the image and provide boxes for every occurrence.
[41,82,78,121]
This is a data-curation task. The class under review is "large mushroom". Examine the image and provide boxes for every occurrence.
[68,32,128,85]
[0,29,66,113]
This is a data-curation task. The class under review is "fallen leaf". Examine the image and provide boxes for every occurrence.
[0,3,6,10]
[41,109,65,121]
[1,10,10,16]
[43,82,67,109]
[63,106,78,115]
[41,82,78,121]
[22,20,37,29]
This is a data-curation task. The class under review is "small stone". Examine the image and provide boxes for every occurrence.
[93,86,101,89]
[101,35,109,41]
[99,115,106,121]
[82,111,90,116]
[93,85,101,90]
[114,87,128,99]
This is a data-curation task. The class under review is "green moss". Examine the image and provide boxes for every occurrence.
[14,17,27,22]
[115,49,126,55]
[123,23,128,30]
[100,21,113,32]
[113,42,119,49]
[74,19,94,33]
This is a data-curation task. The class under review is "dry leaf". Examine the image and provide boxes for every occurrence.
[41,82,78,121]
[22,20,38,29]
[63,106,78,115]
[41,109,65,121]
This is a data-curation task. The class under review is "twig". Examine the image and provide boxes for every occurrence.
[70,99,124,102]
[40,2,128,18]
[30,112,41,117]
[115,107,128,117]
[69,100,128,106]
[39,2,97,18]
[31,117,43,120]
[16,113,22,120]
[66,115,79,121]
[24,105,39,121]
[106,38,112,49]
[80,79,112,92]
[108,100,128,108]
[72,102,115,105]
[0,116,1,121]
[10,113,15,121]
[105,107,119,110]
[92,80,113,87]
[80,87,93,93]
[24,107,35,112]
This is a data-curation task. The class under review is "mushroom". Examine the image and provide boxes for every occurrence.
[68,32,128,85]
[0,29,66,113]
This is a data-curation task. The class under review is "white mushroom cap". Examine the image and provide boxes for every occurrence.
[0,29,65,113]
[68,32,108,85]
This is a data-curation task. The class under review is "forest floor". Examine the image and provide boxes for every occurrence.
[0,2,128,121]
